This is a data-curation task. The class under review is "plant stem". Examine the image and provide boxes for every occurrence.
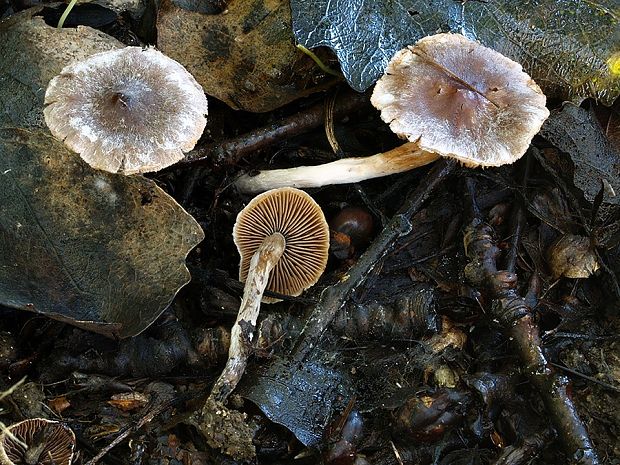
[57,0,78,29]
[209,233,286,403]
[234,142,440,193]
[296,44,343,78]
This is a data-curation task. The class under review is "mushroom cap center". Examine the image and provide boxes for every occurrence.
[97,79,156,130]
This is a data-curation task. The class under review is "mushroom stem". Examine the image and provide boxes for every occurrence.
[209,232,286,403]
[234,142,440,193]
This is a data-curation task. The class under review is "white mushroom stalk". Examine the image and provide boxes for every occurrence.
[209,187,329,403]
[209,233,285,402]
[235,142,440,193]
[235,33,549,194]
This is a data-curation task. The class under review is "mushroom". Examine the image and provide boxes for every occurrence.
[44,46,208,174]
[0,418,75,465]
[235,33,549,193]
[209,187,329,402]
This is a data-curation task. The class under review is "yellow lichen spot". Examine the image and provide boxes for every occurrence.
[608,52,620,76]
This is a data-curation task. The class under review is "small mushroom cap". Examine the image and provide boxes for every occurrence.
[44,46,208,174]
[371,33,549,167]
[233,187,329,301]
[0,418,75,465]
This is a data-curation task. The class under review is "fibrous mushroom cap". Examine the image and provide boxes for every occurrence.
[233,187,329,301]
[44,46,208,174]
[371,33,549,167]
[0,418,75,465]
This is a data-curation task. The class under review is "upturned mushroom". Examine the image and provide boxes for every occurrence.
[235,33,549,193]
[0,418,76,465]
[209,187,329,402]
[44,46,208,174]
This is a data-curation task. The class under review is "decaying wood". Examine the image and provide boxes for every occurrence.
[463,177,600,465]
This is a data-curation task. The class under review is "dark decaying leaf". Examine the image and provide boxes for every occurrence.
[0,8,123,128]
[157,0,334,113]
[291,0,619,104]
[0,129,204,338]
[540,102,620,205]
[239,356,353,446]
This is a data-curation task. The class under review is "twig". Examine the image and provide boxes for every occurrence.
[531,147,620,298]
[550,362,620,394]
[463,178,600,465]
[324,90,344,157]
[0,377,28,449]
[0,376,26,402]
[504,153,531,272]
[84,397,177,465]
[292,159,456,360]
[177,91,368,203]
[390,440,405,465]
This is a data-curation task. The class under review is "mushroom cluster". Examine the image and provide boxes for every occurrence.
[210,187,330,402]
[44,46,208,174]
[235,33,550,192]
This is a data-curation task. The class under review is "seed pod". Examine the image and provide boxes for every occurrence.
[330,206,374,253]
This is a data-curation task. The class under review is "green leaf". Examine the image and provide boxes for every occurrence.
[291,0,620,104]
[0,130,204,338]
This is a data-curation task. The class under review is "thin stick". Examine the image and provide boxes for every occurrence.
[209,233,286,403]
[505,153,531,272]
[292,159,456,360]
[183,91,364,167]
[177,91,368,202]
[84,399,175,465]
[235,142,440,193]
[550,362,620,394]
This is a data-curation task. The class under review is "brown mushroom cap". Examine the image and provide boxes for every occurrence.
[44,46,208,174]
[371,33,549,167]
[233,187,329,301]
[0,418,75,465]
